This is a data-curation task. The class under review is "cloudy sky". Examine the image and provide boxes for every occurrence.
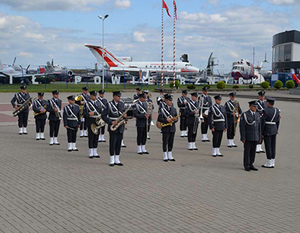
[0,0,297,72]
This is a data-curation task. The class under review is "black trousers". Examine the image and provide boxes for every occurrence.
[188,123,198,142]
[88,125,99,148]
[137,127,147,145]
[201,117,209,134]
[227,121,236,139]
[212,130,223,147]
[18,111,29,127]
[49,120,60,137]
[67,128,78,143]
[35,119,46,133]
[109,132,123,156]
[162,132,175,152]
[244,141,258,169]
[264,135,277,159]
[147,124,151,133]
[100,124,105,134]
[80,119,88,130]
[180,115,187,131]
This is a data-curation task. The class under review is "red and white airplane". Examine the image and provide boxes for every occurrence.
[85,45,200,77]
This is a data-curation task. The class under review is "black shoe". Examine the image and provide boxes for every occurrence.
[122,145,127,148]
[54,143,60,145]
[41,138,45,140]
[73,149,79,151]
[102,140,106,142]
[260,150,265,153]
[250,166,258,171]
[36,138,40,140]
[163,159,168,162]
[89,156,93,159]
[256,151,260,154]
[194,148,198,151]
[217,154,224,157]
[188,148,193,151]
[109,164,114,167]
[68,149,72,152]
[80,136,84,138]
[205,140,210,142]
[115,163,123,166]
[245,168,251,172]
[19,133,22,135]
[202,140,206,142]
[143,151,149,154]
[169,159,176,162]
[212,154,217,157]
[93,155,100,158]
[138,152,143,155]
[23,132,27,135]
[227,145,232,148]
[232,145,238,148]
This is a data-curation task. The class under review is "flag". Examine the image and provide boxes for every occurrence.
[162,0,171,18]
[173,0,177,20]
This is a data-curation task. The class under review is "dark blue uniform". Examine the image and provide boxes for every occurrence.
[32,99,48,136]
[47,98,62,138]
[201,94,212,136]
[97,97,108,136]
[177,96,189,134]
[63,104,81,143]
[186,99,200,146]
[225,100,242,140]
[11,92,31,129]
[133,101,148,152]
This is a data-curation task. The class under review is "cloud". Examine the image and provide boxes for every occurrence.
[230,52,239,58]
[265,0,296,5]
[133,31,146,42]
[18,52,34,57]
[114,0,131,9]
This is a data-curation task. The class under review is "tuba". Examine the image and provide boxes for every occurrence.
[91,116,106,135]
[75,95,84,118]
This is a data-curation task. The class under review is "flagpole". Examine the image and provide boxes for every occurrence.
[173,1,176,88]
[161,0,164,88]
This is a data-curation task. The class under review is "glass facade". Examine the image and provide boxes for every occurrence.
[272,43,292,63]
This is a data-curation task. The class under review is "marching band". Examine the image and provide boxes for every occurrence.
[10,86,281,171]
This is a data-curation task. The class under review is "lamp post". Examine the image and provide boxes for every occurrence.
[98,14,109,90]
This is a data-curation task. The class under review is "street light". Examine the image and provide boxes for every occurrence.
[98,14,109,90]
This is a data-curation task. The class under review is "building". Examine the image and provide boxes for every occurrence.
[272,30,300,73]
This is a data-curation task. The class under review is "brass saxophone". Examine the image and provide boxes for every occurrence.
[160,113,181,128]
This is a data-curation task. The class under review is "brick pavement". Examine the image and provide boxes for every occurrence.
[0,91,299,233]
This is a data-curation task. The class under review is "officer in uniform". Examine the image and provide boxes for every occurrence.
[11,85,31,135]
[133,92,150,154]
[134,88,142,100]
[145,90,154,139]
[186,92,200,150]
[101,91,126,166]
[47,90,62,145]
[63,95,81,152]
[240,100,261,171]
[83,91,101,159]
[32,92,48,140]
[156,89,165,106]
[261,97,281,168]
[77,87,91,137]
[256,91,266,153]
[208,95,228,157]
[158,94,178,162]
[225,92,242,147]
[200,87,212,142]
[177,90,189,137]
[97,90,108,142]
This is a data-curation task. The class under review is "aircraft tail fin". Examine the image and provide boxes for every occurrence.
[85,45,124,68]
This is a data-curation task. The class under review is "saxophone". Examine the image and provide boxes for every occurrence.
[110,100,138,132]
[160,113,181,127]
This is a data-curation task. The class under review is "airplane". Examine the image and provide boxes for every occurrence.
[85,45,200,80]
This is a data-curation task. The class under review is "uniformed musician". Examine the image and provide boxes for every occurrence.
[134,87,142,100]
[200,87,212,142]
[156,89,165,106]
[47,90,62,146]
[101,91,126,166]
[177,90,189,137]
[240,100,261,171]
[63,95,81,152]
[77,87,91,138]
[145,90,154,140]
[186,92,200,150]
[97,90,108,142]
[208,95,228,157]
[32,92,48,140]
[225,92,242,148]
[158,94,178,162]
[83,91,101,159]
[256,91,266,153]
[11,85,31,135]
[261,97,281,168]
[133,92,150,155]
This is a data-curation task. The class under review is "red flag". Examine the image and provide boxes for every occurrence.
[162,0,171,18]
[173,0,177,20]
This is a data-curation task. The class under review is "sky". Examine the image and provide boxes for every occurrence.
[0,0,298,72]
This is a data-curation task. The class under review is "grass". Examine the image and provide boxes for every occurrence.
[0,83,270,93]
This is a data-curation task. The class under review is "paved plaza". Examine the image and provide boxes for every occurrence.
[0,91,300,233]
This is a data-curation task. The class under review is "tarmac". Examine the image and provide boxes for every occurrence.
[0,91,300,233]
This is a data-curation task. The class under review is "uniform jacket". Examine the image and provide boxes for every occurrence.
[158,105,178,133]
[11,92,31,113]
[256,100,266,115]
[133,101,148,127]
[146,98,154,122]
[63,104,81,128]
[186,100,200,125]
[83,100,102,126]
[97,97,108,111]
[261,106,280,136]
[225,100,242,124]
[177,96,190,116]
[33,99,48,120]
[133,93,139,100]
[101,100,125,133]
[201,95,212,113]
[239,110,261,142]
[47,98,62,121]
[208,104,228,130]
